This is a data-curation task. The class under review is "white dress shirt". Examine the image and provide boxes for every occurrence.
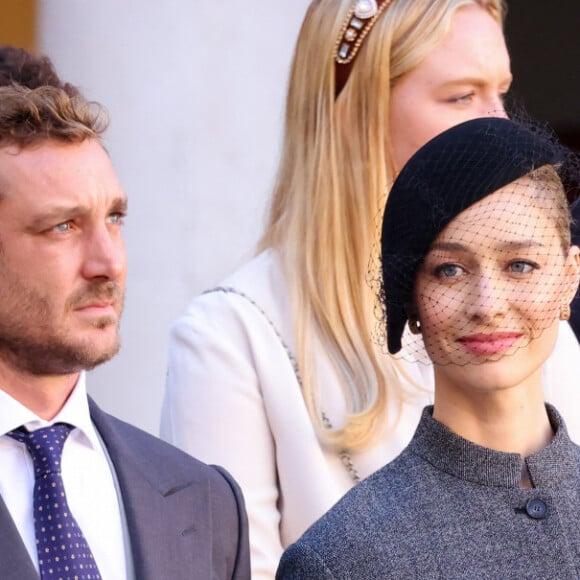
[0,373,130,579]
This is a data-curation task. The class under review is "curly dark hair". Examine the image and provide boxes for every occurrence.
[0,84,108,147]
[0,45,81,96]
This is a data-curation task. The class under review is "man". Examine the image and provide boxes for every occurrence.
[0,83,250,579]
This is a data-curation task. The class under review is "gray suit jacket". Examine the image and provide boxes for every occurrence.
[0,397,251,580]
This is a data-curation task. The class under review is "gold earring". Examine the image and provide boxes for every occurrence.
[560,303,571,321]
[408,317,422,335]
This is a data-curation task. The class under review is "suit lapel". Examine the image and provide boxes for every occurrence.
[89,398,214,580]
[0,494,38,580]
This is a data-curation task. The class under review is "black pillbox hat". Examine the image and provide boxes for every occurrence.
[381,117,564,354]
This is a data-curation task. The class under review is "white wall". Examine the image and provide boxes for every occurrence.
[38,0,311,434]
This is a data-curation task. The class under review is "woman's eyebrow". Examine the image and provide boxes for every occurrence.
[430,240,545,253]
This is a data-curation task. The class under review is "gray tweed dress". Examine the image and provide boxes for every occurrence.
[277,405,580,579]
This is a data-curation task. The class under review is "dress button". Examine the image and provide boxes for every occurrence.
[525,499,548,520]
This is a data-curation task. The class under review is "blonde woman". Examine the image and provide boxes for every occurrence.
[161,1,580,577]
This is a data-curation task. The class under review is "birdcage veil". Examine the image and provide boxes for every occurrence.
[378,117,579,367]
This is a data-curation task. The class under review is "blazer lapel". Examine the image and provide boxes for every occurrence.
[89,398,214,580]
[0,494,38,580]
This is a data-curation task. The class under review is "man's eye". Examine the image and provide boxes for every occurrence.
[53,222,71,232]
[108,212,125,224]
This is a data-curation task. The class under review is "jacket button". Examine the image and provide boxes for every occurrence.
[526,499,548,520]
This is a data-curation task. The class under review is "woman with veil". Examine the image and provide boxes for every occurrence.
[278,116,580,578]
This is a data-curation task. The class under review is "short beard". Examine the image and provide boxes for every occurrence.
[1,332,121,376]
[0,280,124,376]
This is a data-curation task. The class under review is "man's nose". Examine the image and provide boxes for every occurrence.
[81,226,126,281]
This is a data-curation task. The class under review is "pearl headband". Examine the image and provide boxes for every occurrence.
[334,0,395,97]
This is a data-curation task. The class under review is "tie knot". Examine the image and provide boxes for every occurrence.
[7,423,74,478]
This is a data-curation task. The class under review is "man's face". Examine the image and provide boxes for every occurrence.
[0,139,127,376]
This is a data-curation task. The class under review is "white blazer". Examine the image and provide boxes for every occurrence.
[161,249,580,580]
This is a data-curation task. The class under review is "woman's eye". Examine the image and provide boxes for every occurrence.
[509,261,537,275]
[435,264,464,278]
[448,92,474,105]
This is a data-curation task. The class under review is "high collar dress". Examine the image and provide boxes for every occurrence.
[278,404,580,579]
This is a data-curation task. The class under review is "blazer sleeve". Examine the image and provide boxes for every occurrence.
[276,542,336,580]
[161,292,285,579]
[211,465,251,580]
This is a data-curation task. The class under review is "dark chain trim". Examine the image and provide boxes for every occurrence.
[205,286,362,485]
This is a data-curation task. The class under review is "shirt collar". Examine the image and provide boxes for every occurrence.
[410,404,577,488]
[0,371,101,451]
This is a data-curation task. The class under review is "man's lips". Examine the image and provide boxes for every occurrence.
[69,282,123,313]
[75,301,114,309]
[457,332,523,356]
[74,300,117,316]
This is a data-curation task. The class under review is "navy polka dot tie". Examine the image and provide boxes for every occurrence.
[8,423,102,580]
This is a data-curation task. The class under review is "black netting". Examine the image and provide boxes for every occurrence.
[378,117,579,367]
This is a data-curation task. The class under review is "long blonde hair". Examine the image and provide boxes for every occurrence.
[259,0,506,450]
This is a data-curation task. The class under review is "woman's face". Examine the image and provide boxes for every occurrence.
[414,179,579,396]
[389,4,512,171]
